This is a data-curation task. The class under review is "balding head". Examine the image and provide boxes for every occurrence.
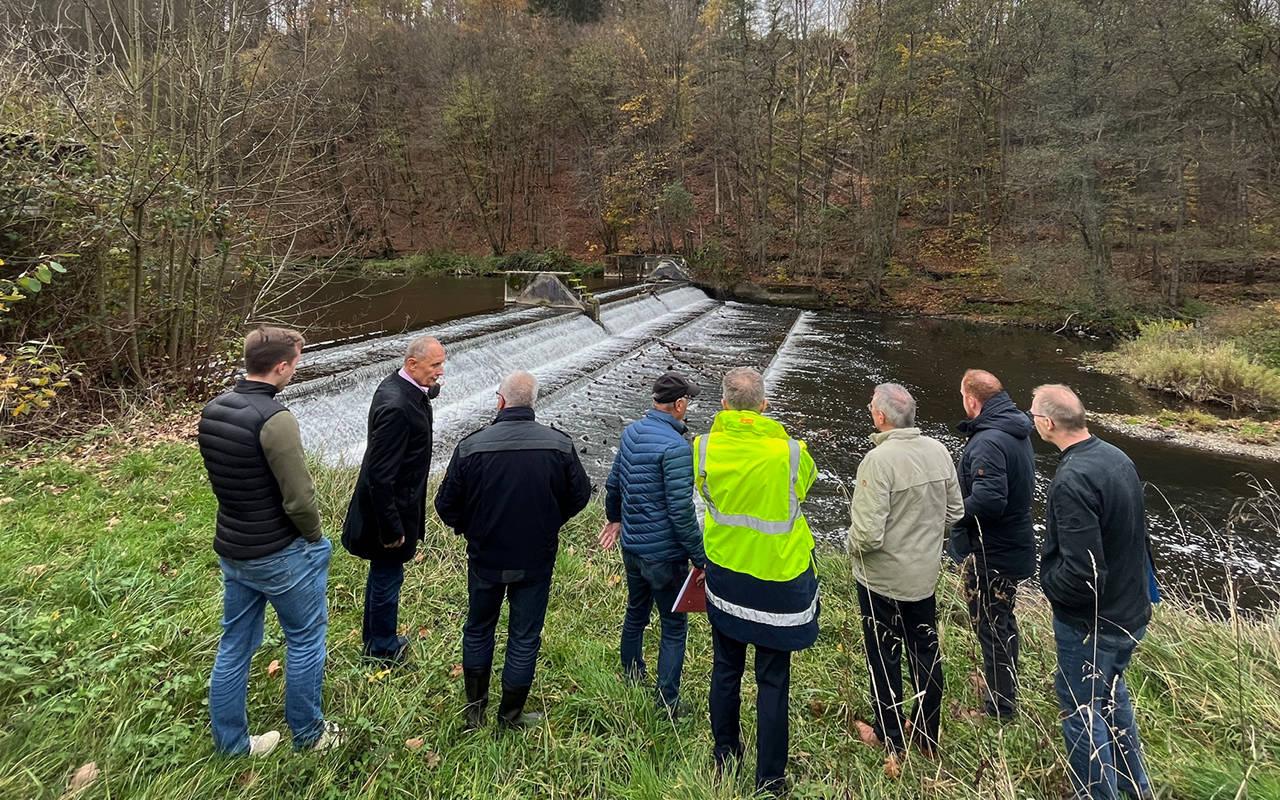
[498,371,539,408]
[1032,384,1087,431]
[721,367,766,411]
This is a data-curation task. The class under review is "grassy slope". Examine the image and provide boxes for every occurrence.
[1,442,1278,800]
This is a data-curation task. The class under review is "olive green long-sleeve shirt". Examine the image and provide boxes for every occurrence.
[259,410,323,542]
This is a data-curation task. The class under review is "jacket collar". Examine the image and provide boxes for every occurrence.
[494,406,536,423]
[234,379,279,398]
[1059,434,1099,459]
[870,426,922,446]
[398,367,434,397]
[646,407,688,434]
[957,391,1031,439]
[710,409,790,440]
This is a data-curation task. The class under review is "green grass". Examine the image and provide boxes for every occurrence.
[2,441,1278,799]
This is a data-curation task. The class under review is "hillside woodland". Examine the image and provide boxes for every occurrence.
[4,0,1280,411]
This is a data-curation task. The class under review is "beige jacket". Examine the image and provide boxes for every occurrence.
[847,427,964,602]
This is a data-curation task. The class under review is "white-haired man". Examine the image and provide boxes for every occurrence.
[848,382,963,775]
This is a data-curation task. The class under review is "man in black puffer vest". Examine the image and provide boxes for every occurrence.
[343,335,444,665]
[949,369,1037,720]
[199,326,341,756]
[435,371,591,730]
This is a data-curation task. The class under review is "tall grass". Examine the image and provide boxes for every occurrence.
[1101,319,1280,410]
[1,441,1277,799]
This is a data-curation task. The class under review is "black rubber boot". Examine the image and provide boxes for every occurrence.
[463,669,490,730]
[496,681,545,730]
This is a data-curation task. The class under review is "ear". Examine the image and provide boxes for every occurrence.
[721,398,728,411]
[760,399,769,413]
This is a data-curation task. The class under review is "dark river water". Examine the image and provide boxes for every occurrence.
[282,277,1280,611]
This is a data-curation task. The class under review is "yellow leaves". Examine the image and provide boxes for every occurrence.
[267,659,281,678]
[449,663,464,679]
[367,668,392,683]
[67,761,99,794]
[405,737,425,751]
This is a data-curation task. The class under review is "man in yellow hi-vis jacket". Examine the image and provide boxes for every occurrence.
[694,366,818,797]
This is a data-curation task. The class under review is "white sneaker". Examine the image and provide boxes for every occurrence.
[248,730,281,757]
[308,721,344,753]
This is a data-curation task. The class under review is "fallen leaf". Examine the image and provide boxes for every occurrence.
[414,552,425,563]
[237,768,258,788]
[68,761,99,791]
[423,750,441,769]
[367,668,391,683]
[417,626,431,640]
[106,516,121,529]
[405,737,425,751]
[23,563,48,577]
[608,574,622,587]
[448,663,464,679]
[267,659,281,678]
[807,700,824,717]
[883,754,901,779]
[567,545,576,556]
[398,623,409,636]
[0,497,13,504]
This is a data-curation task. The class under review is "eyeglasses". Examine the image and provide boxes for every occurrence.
[1027,411,1049,421]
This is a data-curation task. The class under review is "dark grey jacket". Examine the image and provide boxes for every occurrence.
[435,407,592,581]
[1041,435,1153,636]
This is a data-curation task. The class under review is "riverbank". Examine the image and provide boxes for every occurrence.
[1,435,1276,799]
[1092,411,1280,463]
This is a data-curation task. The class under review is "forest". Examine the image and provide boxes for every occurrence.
[4,0,1280,403]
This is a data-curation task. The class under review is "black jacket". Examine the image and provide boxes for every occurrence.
[949,392,1038,580]
[342,372,434,564]
[434,407,591,581]
[1041,435,1153,636]
[199,380,299,560]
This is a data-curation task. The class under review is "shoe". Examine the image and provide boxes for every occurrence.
[496,681,545,730]
[854,720,882,749]
[463,668,491,730]
[307,721,344,752]
[248,730,281,757]
[364,635,410,665]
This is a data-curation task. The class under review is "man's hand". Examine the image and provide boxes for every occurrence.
[384,537,405,549]
[598,521,621,550]
[695,569,706,587]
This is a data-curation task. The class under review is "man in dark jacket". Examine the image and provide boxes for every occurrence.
[342,335,445,664]
[949,369,1037,720]
[1031,384,1154,800]
[599,370,707,715]
[199,326,341,756]
[435,371,591,730]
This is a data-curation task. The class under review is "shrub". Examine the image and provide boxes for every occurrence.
[1104,319,1280,410]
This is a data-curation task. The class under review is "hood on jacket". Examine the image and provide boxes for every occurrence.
[958,391,1032,440]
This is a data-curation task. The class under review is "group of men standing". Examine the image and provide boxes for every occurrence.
[198,325,1155,800]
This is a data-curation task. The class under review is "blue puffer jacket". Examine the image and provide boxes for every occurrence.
[605,409,707,566]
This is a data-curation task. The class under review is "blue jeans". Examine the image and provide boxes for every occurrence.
[462,568,552,689]
[363,561,406,656]
[210,537,331,754]
[1053,617,1152,800]
[620,551,689,707]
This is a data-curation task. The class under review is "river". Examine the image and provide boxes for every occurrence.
[282,276,1280,611]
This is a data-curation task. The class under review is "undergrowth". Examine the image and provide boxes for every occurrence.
[0,442,1277,799]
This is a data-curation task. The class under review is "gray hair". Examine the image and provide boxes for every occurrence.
[722,367,765,410]
[872,383,916,428]
[406,335,441,361]
[498,370,539,408]
[1032,383,1087,431]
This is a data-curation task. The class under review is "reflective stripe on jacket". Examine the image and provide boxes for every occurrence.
[694,409,817,582]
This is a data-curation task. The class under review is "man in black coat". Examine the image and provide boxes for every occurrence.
[435,370,591,730]
[949,369,1037,720]
[342,335,445,664]
[1031,383,1154,800]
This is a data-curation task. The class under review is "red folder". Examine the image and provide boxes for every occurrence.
[672,567,707,613]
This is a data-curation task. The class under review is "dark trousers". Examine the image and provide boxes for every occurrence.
[462,569,552,689]
[963,560,1020,718]
[709,624,791,794]
[620,551,689,707]
[363,561,405,656]
[856,582,943,753]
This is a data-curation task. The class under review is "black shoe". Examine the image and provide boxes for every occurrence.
[364,635,411,665]
[496,681,545,730]
[463,668,491,730]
